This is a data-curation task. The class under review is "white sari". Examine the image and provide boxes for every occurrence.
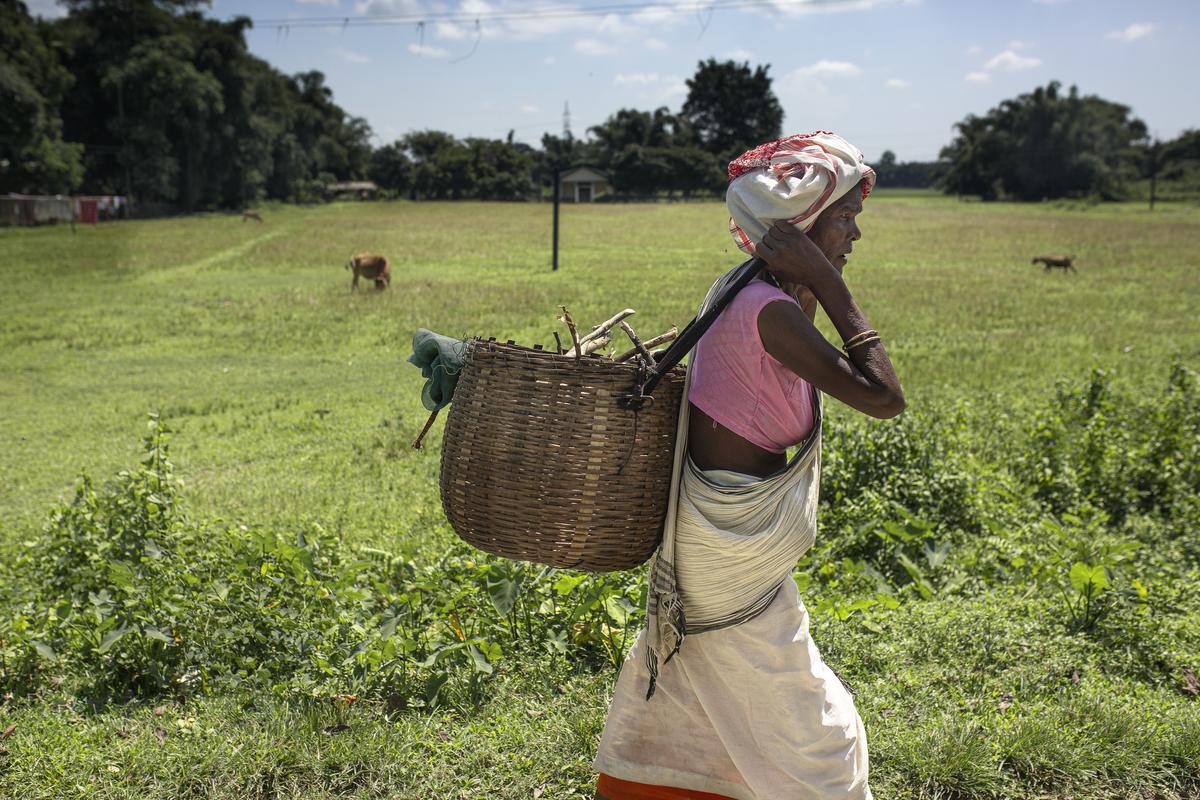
[593,268,872,800]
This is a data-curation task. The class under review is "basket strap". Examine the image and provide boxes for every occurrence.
[633,258,765,401]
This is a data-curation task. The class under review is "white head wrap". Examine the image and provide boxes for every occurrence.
[725,131,876,255]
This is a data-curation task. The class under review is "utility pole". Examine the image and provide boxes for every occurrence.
[552,168,560,271]
[1148,138,1160,212]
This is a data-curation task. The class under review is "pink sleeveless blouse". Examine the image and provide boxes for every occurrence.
[688,279,815,454]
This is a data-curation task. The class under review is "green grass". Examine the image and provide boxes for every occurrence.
[2,196,1199,798]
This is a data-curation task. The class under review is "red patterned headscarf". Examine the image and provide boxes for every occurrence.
[726,131,875,255]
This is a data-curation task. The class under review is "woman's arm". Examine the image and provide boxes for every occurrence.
[755,226,905,419]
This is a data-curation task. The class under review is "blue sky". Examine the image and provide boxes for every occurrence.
[29,0,1200,161]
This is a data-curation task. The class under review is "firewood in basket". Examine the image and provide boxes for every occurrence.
[579,333,612,357]
[556,306,582,357]
[578,308,636,348]
[618,321,655,366]
[615,327,678,363]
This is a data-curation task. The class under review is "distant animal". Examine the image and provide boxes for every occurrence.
[1032,255,1076,273]
[241,209,263,223]
[347,253,390,291]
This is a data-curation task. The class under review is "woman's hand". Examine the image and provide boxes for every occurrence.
[755,221,839,287]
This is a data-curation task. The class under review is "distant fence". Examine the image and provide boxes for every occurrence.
[0,194,130,228]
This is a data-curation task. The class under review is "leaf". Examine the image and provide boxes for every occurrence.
[923,540,951,571]
[211,581,230,603]
[602,596,635,627]
[467,644,494,675]
[486,576,520,617]
[448,611,466,642]
[32,641,56,660]
[423,672,449,705]
[378,611,400,640]
[417,641,470,668]
[97,625,129,654]
[553,574,587,596]
[107,563,134,590]
[480,641,502,663]
[544,629,569,654]
[1069,562,1109,595]
[142,626,173,643]
[896,553,935,600]
[792,572,811,593]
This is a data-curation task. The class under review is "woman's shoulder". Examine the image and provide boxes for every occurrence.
[731,278,798,313]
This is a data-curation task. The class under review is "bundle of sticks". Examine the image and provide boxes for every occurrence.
[554,307,677,366]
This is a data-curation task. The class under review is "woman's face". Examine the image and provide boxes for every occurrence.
[806,184,864,273]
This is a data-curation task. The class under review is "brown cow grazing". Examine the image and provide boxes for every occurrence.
[242,209,263,223]
[347,253,390,291]
[1032,255,1076,273]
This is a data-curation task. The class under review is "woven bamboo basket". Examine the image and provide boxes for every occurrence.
[439,338,687,572]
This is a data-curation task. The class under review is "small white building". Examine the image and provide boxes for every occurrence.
[558,166,610,203]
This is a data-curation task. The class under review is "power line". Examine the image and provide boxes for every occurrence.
[244,0,871,30]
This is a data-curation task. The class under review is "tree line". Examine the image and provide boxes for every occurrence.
[2,0,1195,209]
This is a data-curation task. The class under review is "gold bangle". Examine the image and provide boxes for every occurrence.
[842,329,878,349]
[844,335,881,353]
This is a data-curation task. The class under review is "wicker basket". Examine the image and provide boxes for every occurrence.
[439,338,687,572]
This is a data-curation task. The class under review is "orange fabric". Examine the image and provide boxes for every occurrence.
[596,773,735,800]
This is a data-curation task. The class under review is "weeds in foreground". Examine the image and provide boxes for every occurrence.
[1,367,1198,798]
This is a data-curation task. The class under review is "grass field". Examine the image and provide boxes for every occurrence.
[1,194,1199,798]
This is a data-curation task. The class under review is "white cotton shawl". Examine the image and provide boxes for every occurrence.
[726,131,876,255]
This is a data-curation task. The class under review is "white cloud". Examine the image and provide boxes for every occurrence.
[965,71,990,83]
[631,2,693,28]
[750,0,912,16]
[966,44,982,55]
[519,104,540,114]
[983,49,1042,71]
[333,48,370,64]
[1007,39,1032,50]
[614,72,660,86]
[1106,22,1154,42]
[723,48,755,61]
[296,0,340,5]
[435,22,469,40]
[408,43,450,58]
[660,80,688,100]
[355,0,423,15]
[783,60,861,97]
[575,38,615,56]
[645,37,669,50]
[792,59,862,78]
[884,78,909,89]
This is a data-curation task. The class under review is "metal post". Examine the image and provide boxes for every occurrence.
[552,169,560,271]
[1148,139,1159,212]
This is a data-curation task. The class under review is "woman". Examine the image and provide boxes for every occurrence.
[593,132,904,800]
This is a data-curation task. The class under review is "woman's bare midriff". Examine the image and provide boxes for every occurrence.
[687,403,787,478]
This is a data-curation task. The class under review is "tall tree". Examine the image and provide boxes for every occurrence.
[0,0,84,194]
[369,142,412,196]
[680,59,783,160]
[101,34,223,208]
[940,82,1148,201]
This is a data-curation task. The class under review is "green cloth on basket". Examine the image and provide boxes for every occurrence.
[408,329,467,412]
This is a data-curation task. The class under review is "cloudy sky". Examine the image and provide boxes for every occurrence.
[28,0,1200,161]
